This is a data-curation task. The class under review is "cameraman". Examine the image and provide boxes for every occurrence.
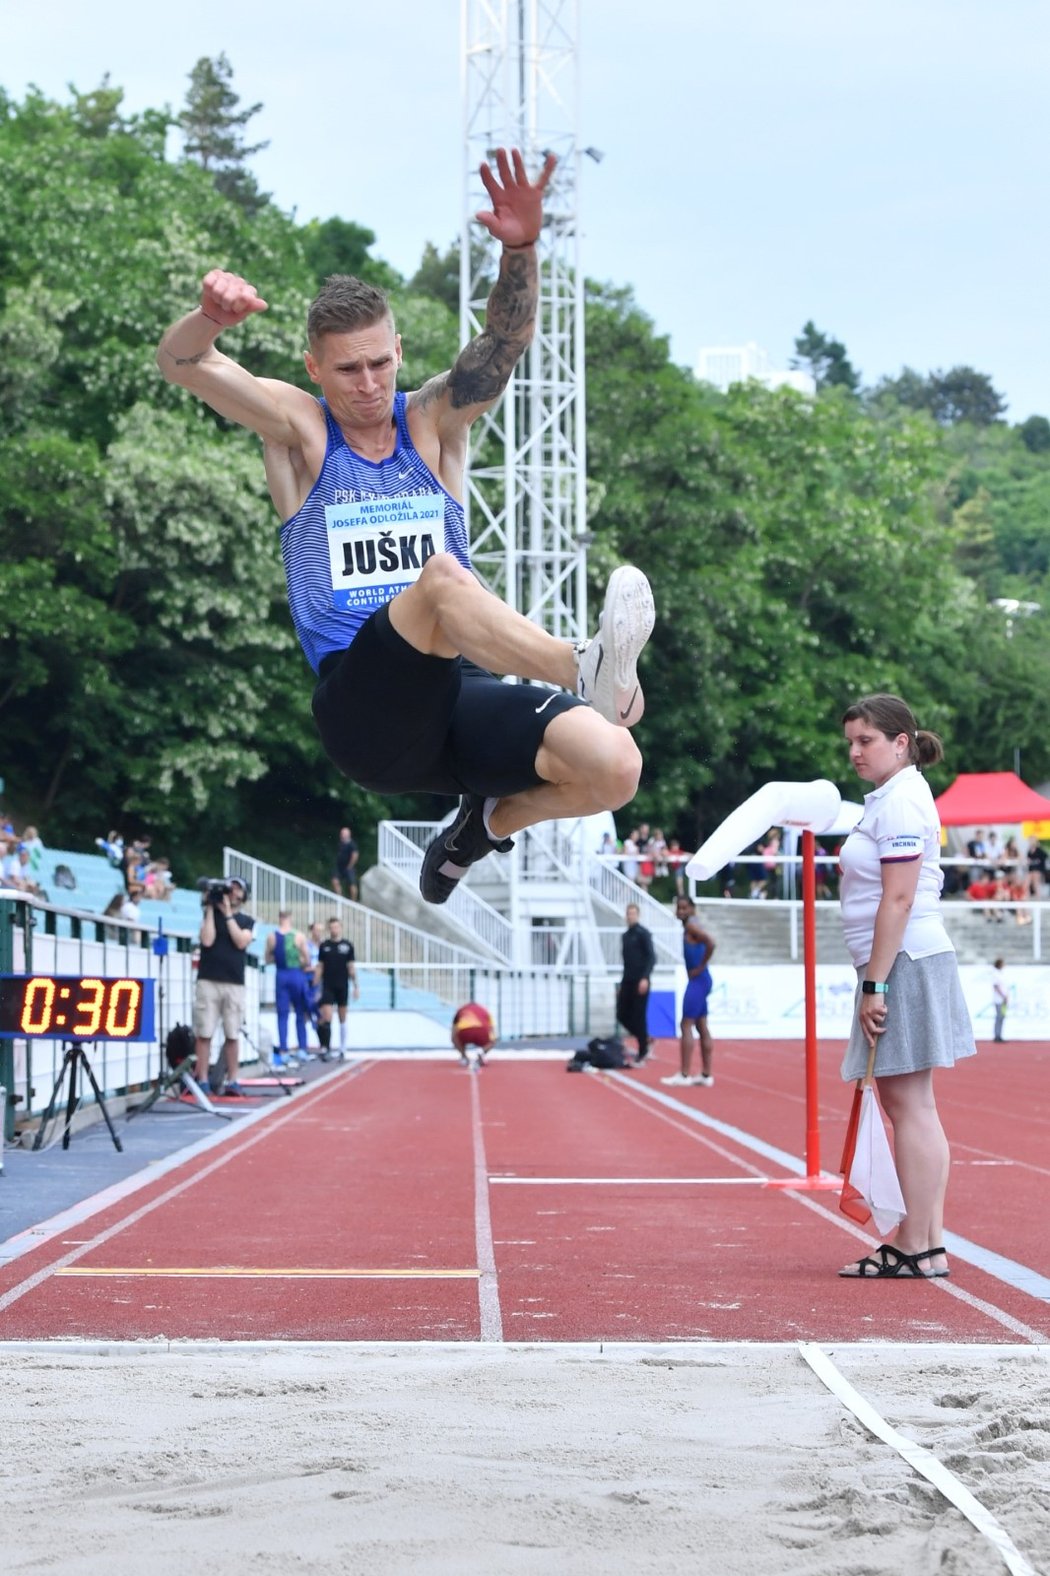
[193,877,255,1095]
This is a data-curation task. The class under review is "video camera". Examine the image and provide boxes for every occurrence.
[196,876,251,907]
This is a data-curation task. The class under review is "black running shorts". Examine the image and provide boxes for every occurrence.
[320,980,349,1009]
[312,603,585,797]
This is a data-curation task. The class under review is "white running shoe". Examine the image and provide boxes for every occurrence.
[575,566,655,727]
[660,1072,692,1087]
[691,1074,714,1088]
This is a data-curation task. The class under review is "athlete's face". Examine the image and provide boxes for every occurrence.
[305,317,402,430]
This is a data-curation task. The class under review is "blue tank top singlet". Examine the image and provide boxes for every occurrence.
[683,936,710,975]
[279,392,471,674]
[275,932,299,970]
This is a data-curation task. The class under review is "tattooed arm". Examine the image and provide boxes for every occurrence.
[405,148,555,494]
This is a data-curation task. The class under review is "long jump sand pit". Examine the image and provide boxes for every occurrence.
[2,1341,1046,1575]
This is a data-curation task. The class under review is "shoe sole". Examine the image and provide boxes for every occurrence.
[419,795,511,904]
[589,567,655,727]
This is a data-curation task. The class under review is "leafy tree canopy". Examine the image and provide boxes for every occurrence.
[791,319,860,394]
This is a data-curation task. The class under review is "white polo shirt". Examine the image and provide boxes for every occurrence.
[839,765,953,968]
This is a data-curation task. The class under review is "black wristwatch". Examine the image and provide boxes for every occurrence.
[861,980,889,995]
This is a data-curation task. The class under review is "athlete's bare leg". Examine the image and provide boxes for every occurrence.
[389,554,577,687]
[484,707,641,838]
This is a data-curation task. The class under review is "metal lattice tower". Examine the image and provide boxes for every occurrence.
[460,0,588,642]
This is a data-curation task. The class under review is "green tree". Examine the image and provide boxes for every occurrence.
[873,366,1006,426]
[299,217,401,291]
[791,320,860,393]
[178,53,268,216]
[1019,414,1050,454]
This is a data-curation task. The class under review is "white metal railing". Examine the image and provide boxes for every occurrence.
[356,961,588,1038]
[583,852,681,963]
[224,845,496,969]
[375,824,515,961]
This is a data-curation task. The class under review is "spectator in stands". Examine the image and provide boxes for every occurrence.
[620,830,640,884]
[193,876,255,1095]
[20,825,45,881]
[966,828,986,886]
[123,837,151,892]
[665,837,689,896]
[95,830,125,867]
[17,849,44,897]
[331,826,360,900]
[965,875,1008,920]
[144,856,175,899]
[102,891,128,941]
[749,831,778,899]
[1027,836,1047,900]
[1,837,24,889]
[636,824,655,895]
[265,911,312,1068]
[597,831,617,863]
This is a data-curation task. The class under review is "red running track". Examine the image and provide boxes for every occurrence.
[0,1041,1047,1344]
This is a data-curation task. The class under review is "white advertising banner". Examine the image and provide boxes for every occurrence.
[679,963,1050,1042]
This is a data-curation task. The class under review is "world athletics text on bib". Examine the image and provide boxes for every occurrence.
[325,494,446,613]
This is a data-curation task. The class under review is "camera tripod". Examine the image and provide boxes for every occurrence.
[127,1052,233,1123]
[33,1042,123,1153]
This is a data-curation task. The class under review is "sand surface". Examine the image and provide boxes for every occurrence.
[2,1341,1047,1574]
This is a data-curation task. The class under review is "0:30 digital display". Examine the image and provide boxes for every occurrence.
[0,975,155,1041]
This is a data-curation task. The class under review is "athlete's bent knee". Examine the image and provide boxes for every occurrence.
[593,729,642,810]
[417,551,474,607]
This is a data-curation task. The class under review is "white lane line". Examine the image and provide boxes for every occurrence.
[470,1071,503,1343]
[0,1065,374,1312]
[798,1343,1039,1576]
[489,1177,767,1185]
[610,1074,1050,1307]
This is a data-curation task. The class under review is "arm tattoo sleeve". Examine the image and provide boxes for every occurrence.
[446,249,537,409]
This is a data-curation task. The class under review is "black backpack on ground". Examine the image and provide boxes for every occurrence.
[566,1035,628,1072]
[165,1023,196,1069]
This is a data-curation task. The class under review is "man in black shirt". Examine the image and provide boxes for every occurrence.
[193,877,255,1093]
[314,916,360,1058]
[332,826,360,901]
[618,901,656,1064]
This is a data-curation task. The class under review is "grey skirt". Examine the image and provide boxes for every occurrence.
[841,950,977,1082]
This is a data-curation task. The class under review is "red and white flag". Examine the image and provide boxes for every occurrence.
[839,1082,906,1236]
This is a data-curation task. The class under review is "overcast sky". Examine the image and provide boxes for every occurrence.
[5,0,1047,418]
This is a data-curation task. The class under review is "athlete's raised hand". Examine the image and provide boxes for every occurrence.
[475,147,557,250]
[200,268,269,330]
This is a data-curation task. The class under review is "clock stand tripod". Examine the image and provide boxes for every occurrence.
[32,1041,124,1153]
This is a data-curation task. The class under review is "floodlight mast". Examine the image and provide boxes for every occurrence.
[460,0,589,645]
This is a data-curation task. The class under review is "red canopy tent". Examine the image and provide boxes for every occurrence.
[934,771,1050,826]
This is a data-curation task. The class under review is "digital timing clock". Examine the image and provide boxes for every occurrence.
[0,975,156,1042]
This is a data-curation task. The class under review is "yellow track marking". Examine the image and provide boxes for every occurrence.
[55,1267,480,1280]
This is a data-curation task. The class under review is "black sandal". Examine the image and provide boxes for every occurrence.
[911,1247,950,1279]
[838,1244,930,1279]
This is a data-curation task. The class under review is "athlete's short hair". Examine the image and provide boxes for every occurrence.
[307,275,392,346]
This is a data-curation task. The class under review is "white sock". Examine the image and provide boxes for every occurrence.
[339,1021,347,1050]
[482,796,500,840]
